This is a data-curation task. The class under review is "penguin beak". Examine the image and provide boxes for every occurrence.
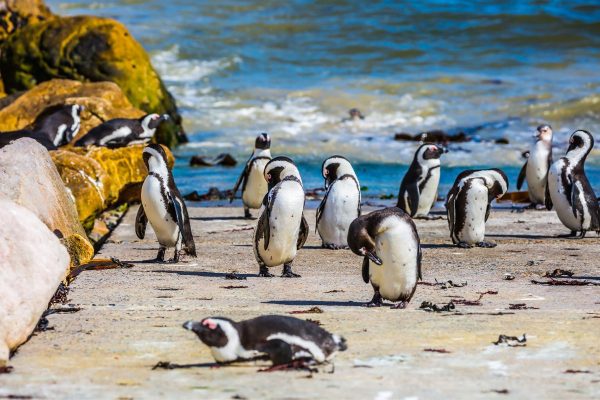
[361,248,382,265]
[160,114,170,122]
[183,321,203,332]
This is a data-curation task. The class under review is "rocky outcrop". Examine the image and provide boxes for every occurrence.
[0,198,69,364]
[0,138,93,268]
[0,0,53,44]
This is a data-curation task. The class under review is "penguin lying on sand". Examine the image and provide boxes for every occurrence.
[347,207,422,309]
[446,169,508,248]
[183,315,347,368]
[135,144,196,262]
[546,130,600,238]
[254,156,309,278]
[74,113,168,148]
[397,143,446,219]
[0,104,82,150]
[316,155,361,249]
[230,133,272,218]
[517,125,553,208]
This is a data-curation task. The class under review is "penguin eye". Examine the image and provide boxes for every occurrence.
[324,170,328,176]
[266,173,271,181]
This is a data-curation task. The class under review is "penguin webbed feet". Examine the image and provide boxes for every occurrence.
[244,207,253,219]
[365,290,383,308]
[457,241,473,249]
[168,249,181,263]
[415,214,445,221]
[558,231,578,238]
[476,241,497,248]
[578,230,587,239]
[258,265,275,278]
[281,263,301,278]
[154,247,166,263]
[390,301,408,310]
[322,243,349,250]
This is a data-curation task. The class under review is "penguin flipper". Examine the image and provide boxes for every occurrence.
[297,214,309,250]
[571,179,600,229]
[135,204,147,239]
[230,158,250,203]
[257,209,270,250]
[315,186,329,232]
[362,256,370,284]
[256,339,294,366]
[406,183,420,217]
[517,161,527,191]
[544,179,553,210]
[168,192,197,256]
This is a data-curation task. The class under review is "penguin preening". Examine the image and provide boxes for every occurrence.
[253,156,309,278]
[347,207,422,309]
[73,113,169,148]
[183,315,347,367]
[517,125,553,208]
[546,130,600,238]
[446,169,509,248]
[135,144,196,262]
[397,143,446,219]
[0,104,82,150]
[230,133,272,218]
[316,155,361,249]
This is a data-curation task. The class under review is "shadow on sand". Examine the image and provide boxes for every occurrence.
[263,299,364,307]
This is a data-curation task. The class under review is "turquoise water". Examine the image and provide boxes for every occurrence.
[48,0,600,196]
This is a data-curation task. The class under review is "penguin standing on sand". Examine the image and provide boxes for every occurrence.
[316,156,361,249]
[347,207,422,309]
[254,157,309,278]
[183,315,347,367]
[397,144,446,219]
[230,133,272,218]
[517,125,553,208]
[546,130,600,238]
[446,169,508,248]
[135,144,196,262]
[73,113,169,148]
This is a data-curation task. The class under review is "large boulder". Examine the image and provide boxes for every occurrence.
[0,198,69,364]
[0,138,93,268]
[0,0,53,44]
[0,15,184,146]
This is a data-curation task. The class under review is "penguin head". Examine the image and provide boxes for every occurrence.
[567,130,594,161]
[142,143,169,175]
[264,156,302,189]
[322,155,356,189]
[535,124,553,143]
[141,113,169,135]
[484,169,509,200]
[255,133,271,150]
[347,217,382,265]
[32,104,84,146]
[348,108,364,120]
[182,318,231,348]
[416,144,446,165]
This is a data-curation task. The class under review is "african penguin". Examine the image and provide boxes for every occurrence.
[546,130,600,238]
[347,207,422,309]
[517,125,553,208]
[135,144,196,262]
[183,315,347,367]
[397,143,446,219]
[73,113,169,148]
[0,104,83,150]
[254,156,308,278]
[445,169,509,248]
[230,133,272,218]
[316,155,361,249]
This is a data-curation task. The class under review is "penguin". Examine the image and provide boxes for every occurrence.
[316,155,361,249]
[347,207,422,309]
[446,169,509,248]
[516,125,553,208]
[396,143,446,219]
[135,144,196,262]
[183,315,347,367]
[0,104,83,150]
[73,113,169,148]
[254,156,309,278]
[230,133,272,218]
[545,130,600,238]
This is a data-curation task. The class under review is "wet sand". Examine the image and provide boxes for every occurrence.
[1,205,599,399]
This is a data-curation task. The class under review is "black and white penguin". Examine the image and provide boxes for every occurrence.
[254,156,309,278]
[446,169,509,248]
[0,104,82,150]
[135,144,196,262]
[73,113,168,148]
[230,133,272,218]
[546,130,600,238]
[517,125,553,208]
[397,144,446,218]
[316,155,361,249]
[347,207,422,309]
[183,315,347,366]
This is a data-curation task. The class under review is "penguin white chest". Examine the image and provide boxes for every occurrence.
[415,167,440,217]
[318,178,360,247]
[548,161,581,230]
[141,176,180,247]
[243,159,269,209]
[526,142,550,203]
[458,182,488,244]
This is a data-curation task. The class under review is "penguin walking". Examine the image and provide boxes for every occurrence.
[73,113,169,148]
[397,144,446,219]
[254,156,308,278]
[230,133,272,218]
[316,156,361,249]
[183,315,347,367]
[135,144,196,262]
[0,104,83,150]
[517,125,553,208]
[546,130,600,238]
[347,207,422,309]
[446,169,509,248]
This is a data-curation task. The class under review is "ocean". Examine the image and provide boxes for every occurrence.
[47,0,600,197]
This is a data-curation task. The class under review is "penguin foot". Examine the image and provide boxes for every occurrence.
[558,231,577,238]
[457,242,473,249]
[534,204,547,210]
[578,230,587,239]
[322,243,349,250]
[168,250,181,263]
[154,247,166,262]
[476,241,497,248]
[416,215,444,220]
[281,264,301,278]
[390,301,407,309]
[365,291,383,307]
[259,359,316,373]
[258,265,274,278]
[244,208,252,219]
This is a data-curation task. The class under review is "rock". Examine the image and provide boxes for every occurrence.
[495,138,510,145]
[0,138,93,269]
[0,0,53,44]
[0,15,184,146]
[190,153,238,167]
[393,130,470,144]
[0,198,69,364]
[183,187,233,201]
